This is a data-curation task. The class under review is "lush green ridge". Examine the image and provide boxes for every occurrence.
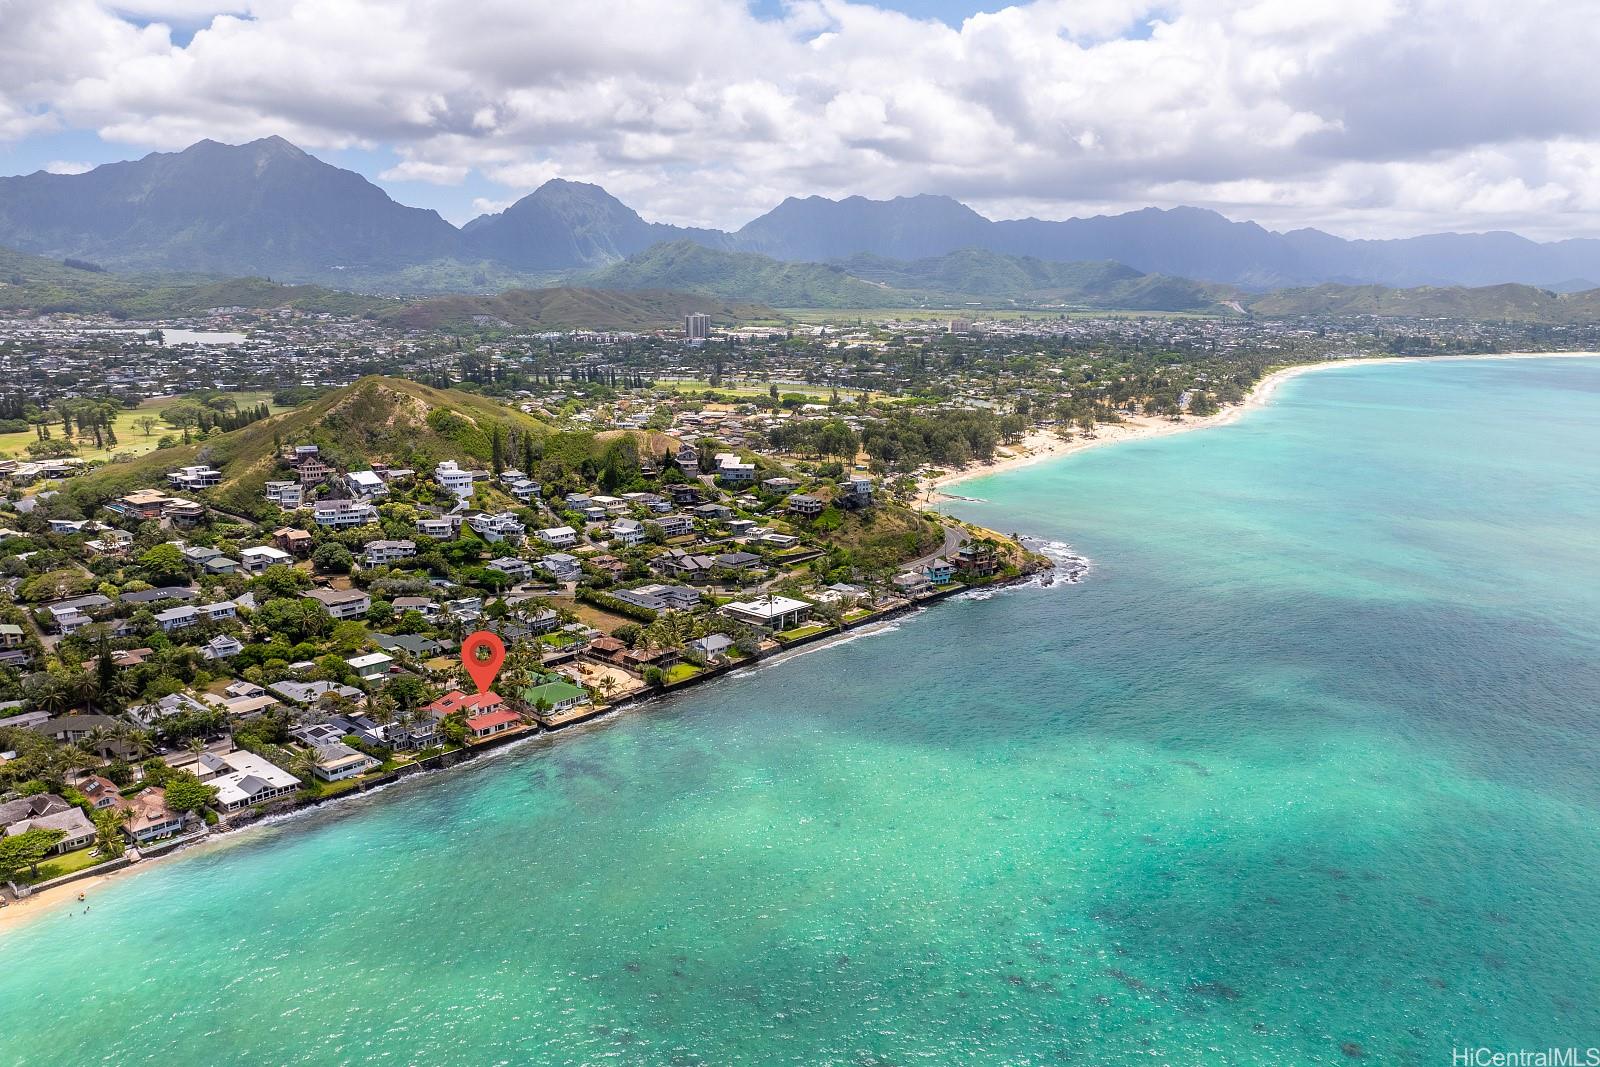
[584,242,1240,312]
[68,376,547,516]
[1245,281,1600,321]
[586,241,902,307]
[382,284,780,330]
[11,235,1600,324]
[0,245,392,317]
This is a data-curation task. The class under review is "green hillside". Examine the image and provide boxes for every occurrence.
[384,284,780,331]
[69,376,548,517]
[836,250,1140,297]
[1247,282,1600,322]
[588,241,904,307]
[0,245,393,317]
[584,241,1235,311]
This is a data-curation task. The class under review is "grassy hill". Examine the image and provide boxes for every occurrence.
[1247,282,1600,321]
[383,284,780,331]
[69,376,548,517]
[0,245,394,318]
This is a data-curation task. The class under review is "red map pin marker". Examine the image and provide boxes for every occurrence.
[461,631,506,694]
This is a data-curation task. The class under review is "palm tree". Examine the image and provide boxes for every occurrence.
[36,682,70,716]
[112,671,141,704]
[121,727,155,761]
[57,744,95,778]
[82,725,114,757]
[67,671,97,711]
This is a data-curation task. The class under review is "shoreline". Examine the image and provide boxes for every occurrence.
[920,350,1600,503]
[0,574,1033,933]
[7,349,1593,933]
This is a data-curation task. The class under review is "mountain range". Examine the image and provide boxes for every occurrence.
[4,137,1600,294]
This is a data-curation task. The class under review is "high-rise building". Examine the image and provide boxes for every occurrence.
[684,312,711,340]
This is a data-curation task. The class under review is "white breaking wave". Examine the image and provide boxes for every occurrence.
[1028,537,1092,585]
[952,537,1090,601]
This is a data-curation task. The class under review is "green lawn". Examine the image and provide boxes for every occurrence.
[664,663,702,684]
[0,390,284,462]
[30,845,110,884]
[777,623,830,641]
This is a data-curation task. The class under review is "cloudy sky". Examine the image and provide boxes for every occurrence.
[2,0,1597,239]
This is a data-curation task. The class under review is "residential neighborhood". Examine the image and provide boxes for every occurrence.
[0,375,1039,902]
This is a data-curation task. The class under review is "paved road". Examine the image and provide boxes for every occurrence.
[905,523,967,572]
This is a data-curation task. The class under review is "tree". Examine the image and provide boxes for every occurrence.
[135,415,160,437]
[387,673,430,712]
[93,808,127,858]
[0,827,66,881]
[312,542,353,575]
[25,438,78,459]
[251,564,310,599]
[439,714,468,747]
[163,775,217,815]
[137,543,190,586]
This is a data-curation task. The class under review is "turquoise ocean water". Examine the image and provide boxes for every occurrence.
[2,356,1598,1065]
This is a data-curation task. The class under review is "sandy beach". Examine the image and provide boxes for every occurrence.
[921,351,1599,503]
[0,865,135,933]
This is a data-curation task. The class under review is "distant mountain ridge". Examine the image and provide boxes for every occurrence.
[587,242,1235,311]
[4,136,1600,293]
[0,137,458,277]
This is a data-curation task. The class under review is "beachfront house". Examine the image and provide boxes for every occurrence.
[194,749,301,811]
[721,595,812,631]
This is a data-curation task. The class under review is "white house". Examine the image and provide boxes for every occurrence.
[363,539,417,567]
[715,452,756,485]
[434,460,478,499]
[200,600,237,622]
[154,605,200,632]
[240,544,293,573]
[467,512,525,544]
[653,514,695,538]
[722,595,813,631]
[539,526,578,548]
[195,749,300,811]
[312,499,377,528]
[345,469,388,500]
[167,465,222,491]
[264,480,303,508]
[300,588,372,620]
[416,516,458,540]
[487,556,534,581]
[346,651,395,681]
[609,518,645,545]
[540,553,582,582]
[202,635,245,660]
[48,603,93,635]
[506,478,541,502]
[307,742,379,782]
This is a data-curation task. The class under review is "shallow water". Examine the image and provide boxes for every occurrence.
[2,356,1597,1065]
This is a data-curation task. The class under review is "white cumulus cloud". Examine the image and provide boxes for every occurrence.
[0,0,1597,237]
